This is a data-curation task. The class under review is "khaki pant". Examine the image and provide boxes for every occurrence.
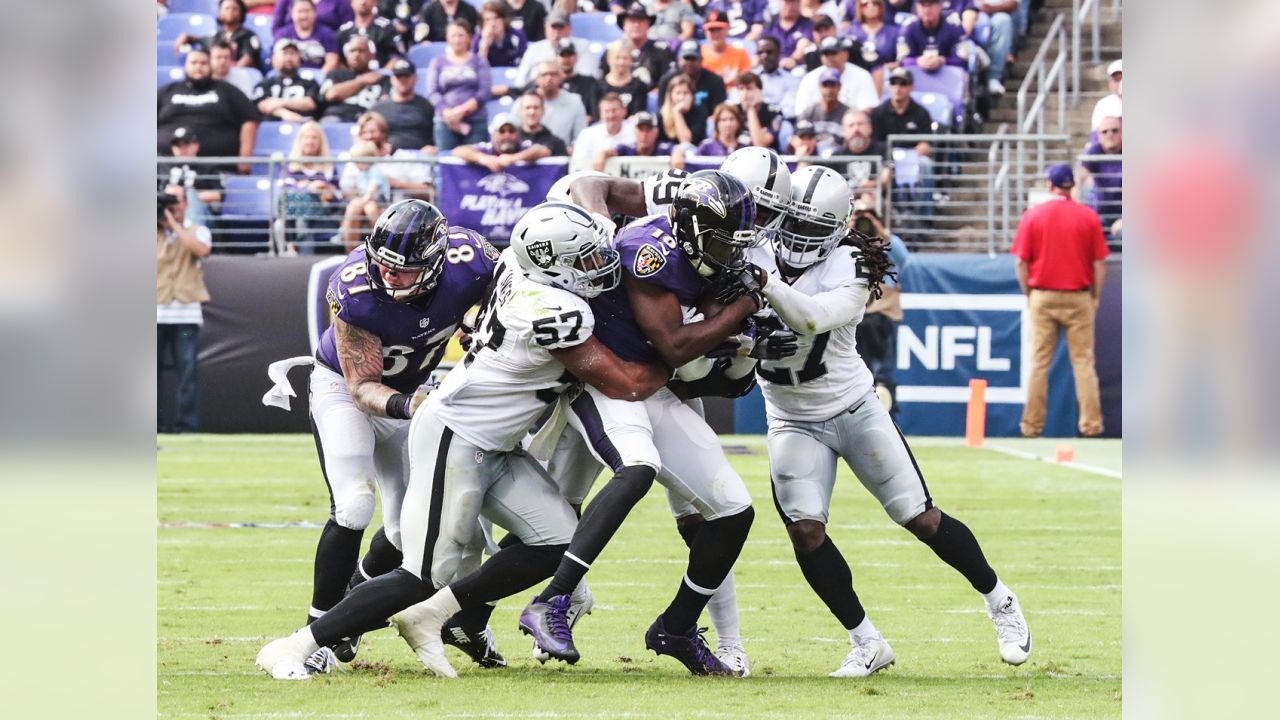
[1021,289,1104,437]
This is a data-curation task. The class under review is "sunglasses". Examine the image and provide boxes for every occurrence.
[1098,128,1120,134]
[889,78,911,85]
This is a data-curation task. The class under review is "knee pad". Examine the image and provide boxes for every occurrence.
[613,464,657,505]
[333,480,376,530]
[717,505,755,538]
[675,514,704,547]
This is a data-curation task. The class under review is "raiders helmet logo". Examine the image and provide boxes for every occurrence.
[526,239,555,268]
[633,243,667,278]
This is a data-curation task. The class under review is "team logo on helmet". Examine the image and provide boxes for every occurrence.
[525,239,555,268]
[477,172,531,197]
[633,243,667,277]
[682,178,727,218]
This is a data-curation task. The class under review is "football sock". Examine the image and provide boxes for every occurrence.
[445,602,497,635]
[920,512,998,594]
[795,535,867,630]
[309,519,364,624]
[538,464,656,602]
[849,616,881,644]
[706,570,742,649]
[981,578,1012,611]
[661,507,755,635]
[309,568,432,648]
[355,526,403,585]
[451,540,568,607]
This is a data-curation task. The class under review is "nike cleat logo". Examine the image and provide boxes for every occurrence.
[1019,634,1031,653]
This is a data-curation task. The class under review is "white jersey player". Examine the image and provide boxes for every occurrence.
[737,166,1032,677]
[256,203,669,680]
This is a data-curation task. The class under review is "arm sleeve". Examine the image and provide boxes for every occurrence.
[761,277,870,335]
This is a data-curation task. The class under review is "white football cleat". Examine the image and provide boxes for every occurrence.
[256,630,320,680]
[829,635,895,678]
[988,593,1031,665]
[715,645,751,677]
[391,597,458,678]
[533,580,595,662]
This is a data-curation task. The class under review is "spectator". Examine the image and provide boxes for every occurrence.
[972,0,1016,95]
[1010,163,1109,438]
[897,0,968,72]
[939,0,977,33]
[648,0,699,41]
[752,36,800,116]
[338,139,391,249]
[274,0,341,72]
[703,0,767,40]
[761,0,815,70]
[734,71,783,149]
[850,193,909,417]
[370,59,437,151]
[320,35,391,123]
[1080,115,1123,242]
[473,1,528,68]
[452,112,552,172]
[532,61,588,149]
[252,39,323,121]
[273,0,354,34]
[337,0,405,68]
[658,73,708,145]
[570,94,635,172]
[279,121,341,252]
[797,67,848,147]
[801,0,844,23]
[208,38,262,98]
[868,66,933,143]
[413,0,480,43]
[829,108,889,186]
[516,91,568,156]
[1091,59,1122,131]
[794,35,879,114]
[162,127,224,230]
[156,184,212,435]
[354,110,435,197]
[375,0,424,50]
[597,41,651,117]
[174,0,264,71]
[596,111,673,169]
[658,41,728,116]
[693,102,746,156]
[701,10,752,89]
[556,39,600,124]
[802,14,839,72]
[844,0,902,89]
[598,3,675,88]
[425,19,492,149]
[787,118,819,161]
[513,11,596,88]
[505,0,548,43]
[158,46,259,175]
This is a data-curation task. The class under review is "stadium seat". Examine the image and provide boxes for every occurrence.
[408,43,447,71]
[891,147,921,187]
[298,68,326,85]
[246,14,274,63]
[915,92,953,129]
[253,121,301,159]
[157,66,185,87]
[220,176,274,218]
[322,123,357,154]
[157,13,215,44]
[490,66,518,88]
[166,0,219,15]
[570,12,622,43]
[730,38,757,56]
[909,65,967,125]
[158,43,184,67]
[414,73,430,98]
[646,91,658,115]
[485,95,515,121]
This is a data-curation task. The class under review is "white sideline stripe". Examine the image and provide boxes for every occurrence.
[898,386,1026,404]
[160,521,327,529]
[985,444,1123,479]
[900,293,1027,311]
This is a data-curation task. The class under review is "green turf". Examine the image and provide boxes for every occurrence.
[158,434,1120,719]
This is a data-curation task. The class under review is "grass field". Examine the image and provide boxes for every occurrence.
[158,434,1120,719]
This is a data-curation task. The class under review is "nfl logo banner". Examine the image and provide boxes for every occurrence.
[435,158,569,245]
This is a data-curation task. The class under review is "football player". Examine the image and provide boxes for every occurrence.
[719,166,1032,676]
[255,202,671,680]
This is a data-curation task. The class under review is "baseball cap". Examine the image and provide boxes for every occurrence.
[1107,59,1122,77]
[819,36,842,53]
[632,111,657,127]
[793,120,816,137]
[820,67,842,85]
[489,113,518,132]
[273,38,299,53]
[555,38,577,56]
[704,10,729,30]
[622,2,653,22]
[1047,163,1075,189]
[678,39,701,59]
[917,0,941,4]
[547,9,570,26]
[888,67,914,85]
[170,126,199,145]
[389,59,416,77]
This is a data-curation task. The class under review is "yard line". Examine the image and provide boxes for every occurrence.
[985,444,1122,479]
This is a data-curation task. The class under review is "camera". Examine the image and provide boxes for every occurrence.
[852,199,879,237]
[158,191,180,219]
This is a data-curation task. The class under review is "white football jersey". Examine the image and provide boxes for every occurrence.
[428,261,593,452]
[640,168,690,216]
[750,243,874,422]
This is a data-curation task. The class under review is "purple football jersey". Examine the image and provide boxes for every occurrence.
[588,215,704,363]
[316,228,497,393]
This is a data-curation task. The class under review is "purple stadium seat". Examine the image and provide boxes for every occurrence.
[158,43,185,66]
[157,13,216,44]
[408,43,447,71]
[485,95,516,121]
[246,14,274,63]
[490,66,518,88]
[570,12,622,43]
[220,176,274,218]
[253,121,301,159]
[915,92,953,129]
[322,123,357,154]
[158,66,185,87]
[297,68,326,85]
[166,0,220,15]
[910,64,966,112]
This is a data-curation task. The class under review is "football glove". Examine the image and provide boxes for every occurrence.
[748,328,798,360]
[711,264,767,308]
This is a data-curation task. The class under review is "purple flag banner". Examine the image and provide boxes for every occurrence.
[435,157,568,245]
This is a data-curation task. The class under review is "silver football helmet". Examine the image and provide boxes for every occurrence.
[721,147,792,242]
[775,165,853,268]
[510,202,620,298]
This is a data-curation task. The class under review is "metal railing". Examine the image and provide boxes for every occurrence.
[1072,0,1104,104]
[1018,13,1069,135]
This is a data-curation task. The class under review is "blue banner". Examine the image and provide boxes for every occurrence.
[434,158,568,245]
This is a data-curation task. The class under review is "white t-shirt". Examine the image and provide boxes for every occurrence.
[570,122,636,173]
[794,63,880,116]
[157,220,213,326]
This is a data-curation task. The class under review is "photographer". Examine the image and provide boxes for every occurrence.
[849,194,910,417]
[157,186,213,434]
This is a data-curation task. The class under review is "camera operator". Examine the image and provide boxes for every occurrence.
[849,194,910,417]
[157,185,213,434]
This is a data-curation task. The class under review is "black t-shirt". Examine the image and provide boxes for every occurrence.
[657,68,727,115]
[250,74,323,118]
[659,104,711,145]
[868,98,935,143]
[506,0,548,43]
[598,40,675,89]
[416,1,480,43]
[207,27,265,71]
[748,103,785,150]
[337,17,405,67]
[564,74,600,120]
[157,80,260,157]
[371,95,436,150]
[320,69,391,122]
[159,161,224,195]
[520,125,568,156]
[596,77,650,116]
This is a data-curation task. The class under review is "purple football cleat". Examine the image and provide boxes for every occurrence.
[518,595,580,664]
[644,616,735,676]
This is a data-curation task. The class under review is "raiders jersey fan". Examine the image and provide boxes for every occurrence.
[337,16,406,67]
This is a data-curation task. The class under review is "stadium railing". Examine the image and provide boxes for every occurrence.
[1019,12,1069,137]
[1072,0,1103,104]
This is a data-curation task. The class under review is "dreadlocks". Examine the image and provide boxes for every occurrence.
[841,228,896,301]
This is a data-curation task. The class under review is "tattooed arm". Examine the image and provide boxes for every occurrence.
[334,316,405,418]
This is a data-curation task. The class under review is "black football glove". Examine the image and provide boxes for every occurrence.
[712,264,767,308]
[748,328,799,360]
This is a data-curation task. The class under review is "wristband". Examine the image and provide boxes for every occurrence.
[385,393,413,420]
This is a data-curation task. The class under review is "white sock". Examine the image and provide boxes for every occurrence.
[707,570,742,649]
[294,626,321,656]
[849,616,881,644]
[982,579,1012,611]
[433,586,462,617]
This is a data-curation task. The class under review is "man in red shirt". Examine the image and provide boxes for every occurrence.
[1011,164,1110,438]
